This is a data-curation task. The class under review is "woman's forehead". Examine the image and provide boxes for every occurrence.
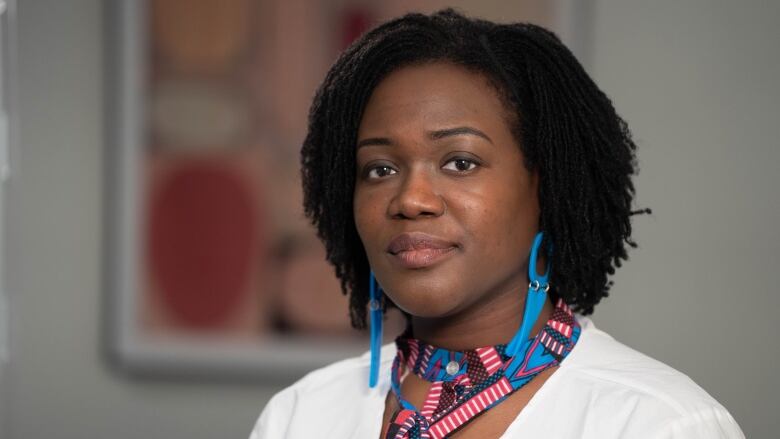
[358,62,510,137]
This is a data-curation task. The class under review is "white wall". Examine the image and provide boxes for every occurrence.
[5,1,778,438]
[6,1,282,438]
[590,2,780,438]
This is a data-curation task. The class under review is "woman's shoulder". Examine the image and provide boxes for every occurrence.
[565,316,722,408]
[249,343,393,439]
[536,316,744,438]
[276,342,394,396]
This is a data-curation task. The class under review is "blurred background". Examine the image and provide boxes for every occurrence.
[1,0,779,438]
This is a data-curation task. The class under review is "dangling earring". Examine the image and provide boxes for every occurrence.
[507,231,551,356]
[368,270,383,388]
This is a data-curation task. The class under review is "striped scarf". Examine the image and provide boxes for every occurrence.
[383,298,580,439]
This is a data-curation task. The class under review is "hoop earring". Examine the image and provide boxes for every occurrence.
[507,231,552,356]
[368,270,383,388]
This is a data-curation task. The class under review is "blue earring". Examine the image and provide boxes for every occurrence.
[507,231,551,357]
[368,270,383,388]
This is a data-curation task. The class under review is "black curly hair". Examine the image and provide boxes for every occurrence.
[301,9,647,330]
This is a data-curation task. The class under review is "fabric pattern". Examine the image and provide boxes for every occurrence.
[384,298,581,439]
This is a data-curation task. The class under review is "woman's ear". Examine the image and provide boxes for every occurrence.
[529,169,540,193]
[526,168,541,215]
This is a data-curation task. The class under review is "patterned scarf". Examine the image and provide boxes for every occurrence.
[383,298,580,439]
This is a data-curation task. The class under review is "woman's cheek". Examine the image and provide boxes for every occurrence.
[354,193,383,254]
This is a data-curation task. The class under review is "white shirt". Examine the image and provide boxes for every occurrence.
[249,317,744,438]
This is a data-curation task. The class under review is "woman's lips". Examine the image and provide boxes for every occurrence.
[391,246,457,269]
[386,232,459,269]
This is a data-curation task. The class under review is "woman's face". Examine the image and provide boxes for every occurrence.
[354,62,540,319]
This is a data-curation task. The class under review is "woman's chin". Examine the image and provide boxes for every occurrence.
[389,295,466,320]
[379,273,476,319]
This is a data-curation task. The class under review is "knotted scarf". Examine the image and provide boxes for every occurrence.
[383,298,580,439]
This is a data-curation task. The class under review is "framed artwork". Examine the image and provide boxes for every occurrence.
[105,0,588,378]
[106,0,375,378]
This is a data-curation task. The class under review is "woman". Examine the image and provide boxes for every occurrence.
[250,9,743,438]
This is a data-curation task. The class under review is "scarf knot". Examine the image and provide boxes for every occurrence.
[384,298,580,439]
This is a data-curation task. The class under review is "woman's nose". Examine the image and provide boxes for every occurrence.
[387,169,446,220]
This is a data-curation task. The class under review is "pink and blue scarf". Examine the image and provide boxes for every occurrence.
[383,298,580,439]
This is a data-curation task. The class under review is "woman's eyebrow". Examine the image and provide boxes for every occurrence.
[356,137,393,149]
[357,126,493,149]
[429,126,493,144]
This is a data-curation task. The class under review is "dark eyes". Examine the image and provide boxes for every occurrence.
[364,157,480,180]
[442,158,478,172]
[366,165,397,179]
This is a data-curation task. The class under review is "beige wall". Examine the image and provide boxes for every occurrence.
[4,1,778,438]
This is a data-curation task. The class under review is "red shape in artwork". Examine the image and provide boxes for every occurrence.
[341,8,372,50]
[148,160,258,330]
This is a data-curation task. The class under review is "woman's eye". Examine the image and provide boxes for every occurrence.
[443,158,479,172]
[366,165,397,179]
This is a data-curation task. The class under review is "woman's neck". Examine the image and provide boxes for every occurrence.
[409,289,554,351]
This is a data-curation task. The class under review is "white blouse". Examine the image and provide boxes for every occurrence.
[249,317,744,438]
